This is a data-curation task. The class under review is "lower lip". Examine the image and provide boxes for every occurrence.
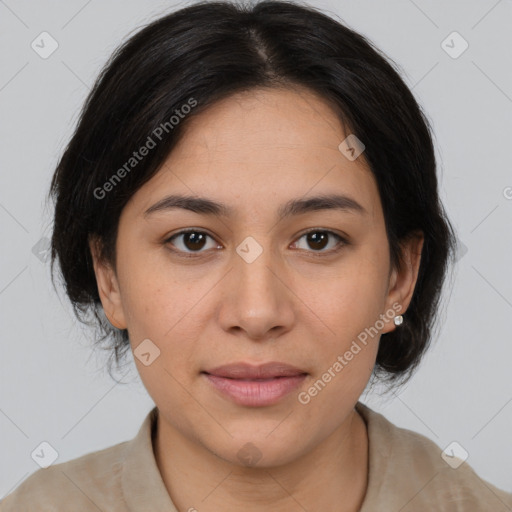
[203,373,307,407]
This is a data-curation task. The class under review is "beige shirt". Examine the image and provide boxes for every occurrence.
[1,401,511,511]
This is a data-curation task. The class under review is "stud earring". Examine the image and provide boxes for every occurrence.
[394,315,403,326]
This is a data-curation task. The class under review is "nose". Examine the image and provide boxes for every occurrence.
[216,240,296,341]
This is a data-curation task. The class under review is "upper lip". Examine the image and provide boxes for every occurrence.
[203,362,308,379]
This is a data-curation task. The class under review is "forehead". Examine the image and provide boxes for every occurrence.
[129,87,381,223]
[174,86,353,161]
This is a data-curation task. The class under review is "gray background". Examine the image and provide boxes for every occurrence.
[1,0,511,498]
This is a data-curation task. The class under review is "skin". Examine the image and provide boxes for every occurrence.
[90,86,423,512]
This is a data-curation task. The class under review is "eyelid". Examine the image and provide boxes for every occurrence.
[164,227,349,257]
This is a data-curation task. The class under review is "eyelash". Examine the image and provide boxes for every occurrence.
[164,228,348,259]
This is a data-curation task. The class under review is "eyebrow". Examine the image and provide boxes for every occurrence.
[143,193,367,220]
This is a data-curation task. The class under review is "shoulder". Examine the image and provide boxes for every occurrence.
[357,402,512,511]
[0,440,129,511]
[389,424,512,510]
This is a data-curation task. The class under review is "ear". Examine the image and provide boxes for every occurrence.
[88,235,127,330]
[381,231,424,334]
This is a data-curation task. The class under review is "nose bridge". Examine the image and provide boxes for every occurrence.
[239,240,277,291]
[219,235,294,337]
[235,235,281,305]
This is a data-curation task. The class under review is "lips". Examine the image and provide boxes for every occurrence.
[202,361,308,379]
[201,362,309,406]
[202,362,308,407]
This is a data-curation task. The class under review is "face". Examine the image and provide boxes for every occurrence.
[90,86,422,467]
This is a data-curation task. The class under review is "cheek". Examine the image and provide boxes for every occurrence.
[301,250,388,389]
[309,253,388,333]
[116,259,205,373]
[115,246,182,336]
[124,277,201,406]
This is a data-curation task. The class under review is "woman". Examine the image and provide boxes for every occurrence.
[2,1,510,510]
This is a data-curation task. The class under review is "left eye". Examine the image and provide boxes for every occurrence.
[165,229,345,256]
[292,230,345,253]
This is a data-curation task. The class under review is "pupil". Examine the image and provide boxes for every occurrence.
[308,232,327,250]
[185,232,206,251]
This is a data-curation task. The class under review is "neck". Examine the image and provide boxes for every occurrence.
[153,407,369,512]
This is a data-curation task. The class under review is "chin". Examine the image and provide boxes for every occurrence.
[207,433,305,469]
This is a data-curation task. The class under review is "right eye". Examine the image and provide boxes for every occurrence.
[164,229,222,257]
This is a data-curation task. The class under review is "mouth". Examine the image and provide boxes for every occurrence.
[201,361,308,407]
[203,361,308,379]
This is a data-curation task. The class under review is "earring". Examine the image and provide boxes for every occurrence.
[394,315,403,326]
